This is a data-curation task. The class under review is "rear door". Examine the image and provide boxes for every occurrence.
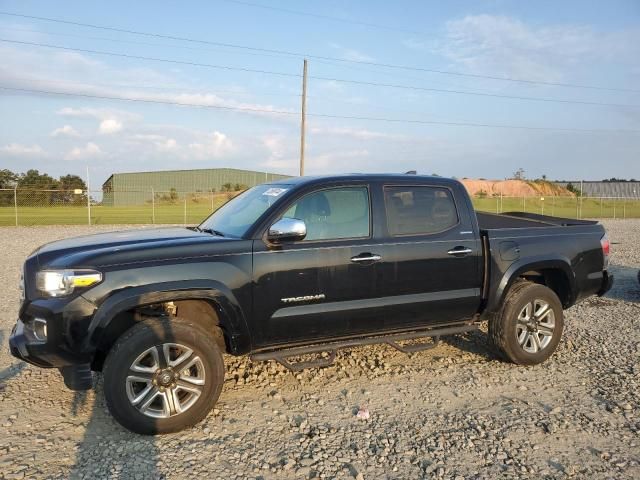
[372,182,482,329]
[251,184,384,348]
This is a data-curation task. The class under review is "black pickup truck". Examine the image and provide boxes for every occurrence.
[10,174,613,434]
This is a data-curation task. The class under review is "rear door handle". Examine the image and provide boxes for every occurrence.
[351,253,382,263]
[447,247,473,256]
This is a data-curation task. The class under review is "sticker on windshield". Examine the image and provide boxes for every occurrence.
[263,188,288,197]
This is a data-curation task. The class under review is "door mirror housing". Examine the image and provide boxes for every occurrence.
[267,217,307,243]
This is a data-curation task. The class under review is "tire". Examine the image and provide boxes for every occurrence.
[489,281,564,365]
[103,317,225,435]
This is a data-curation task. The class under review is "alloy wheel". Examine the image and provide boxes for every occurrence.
[125,343,205,419]
[515,299,556,354]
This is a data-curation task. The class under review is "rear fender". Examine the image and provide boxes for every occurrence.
[489,256,576,312]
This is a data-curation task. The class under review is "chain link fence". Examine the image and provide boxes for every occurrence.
[0,188,241,226]
[1,188,640,226]
[472,195,640,219]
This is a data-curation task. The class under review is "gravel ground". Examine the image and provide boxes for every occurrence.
[0,221,638,480]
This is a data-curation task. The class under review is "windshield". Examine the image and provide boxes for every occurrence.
[198,184,291,237]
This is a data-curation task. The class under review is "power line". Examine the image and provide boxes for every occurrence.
[2,85,637,134]
[309,74,640,108]
[10,74,496,119]
[0,86,297,115]
[219,0,424,35]
[0,38,299,77]
[2,38,638,109]
[1,26,575,99]
[0,25,299,62]
[12,74,614,121]
[7,75,301,99]
[0,10,636,93]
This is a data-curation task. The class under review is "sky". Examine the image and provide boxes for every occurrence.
[0,0,639,188]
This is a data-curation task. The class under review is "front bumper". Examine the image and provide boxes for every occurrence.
[597,271,614,296]
[9,292,97,369]
[9,317,91,368]
[10,318,93,390]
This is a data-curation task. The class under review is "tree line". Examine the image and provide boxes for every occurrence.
[0,169,88,206]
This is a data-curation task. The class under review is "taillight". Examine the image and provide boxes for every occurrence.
[600,234,610,269]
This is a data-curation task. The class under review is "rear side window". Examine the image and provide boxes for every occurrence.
[384,186,458,236]
[282,186,370,241]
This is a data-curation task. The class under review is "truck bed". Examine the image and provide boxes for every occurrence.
[476,211,598,230]
[476,211,606,312]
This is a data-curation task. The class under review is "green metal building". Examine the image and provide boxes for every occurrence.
[102,168,290,206]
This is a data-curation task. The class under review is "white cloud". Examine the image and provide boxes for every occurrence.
[65,142,103,161]
[58,107,141,122]
[310,126,407,140]
[259,134,294,169]
[188,131,233,159]
[329,43,375,62]
[58,107,137,135]
[50,125,80,137]
[158,138,177,151]
[402,38,430,51]
[315,80,345,93]
[0,143,46,157]
[308,149,370,170]
[440,15,640,82]
[99,118,123,135]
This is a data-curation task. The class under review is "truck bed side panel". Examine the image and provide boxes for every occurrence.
[482,224,606,313]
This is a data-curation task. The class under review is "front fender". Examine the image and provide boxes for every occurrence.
[488,255,576,312]
[81,279,251,355]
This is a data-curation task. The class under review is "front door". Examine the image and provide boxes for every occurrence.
[252,185,383,348]
[373,183,482,329]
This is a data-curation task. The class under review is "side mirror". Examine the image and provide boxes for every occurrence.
[267,217,306,243]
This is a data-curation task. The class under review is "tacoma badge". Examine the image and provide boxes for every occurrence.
[281,294,326,304]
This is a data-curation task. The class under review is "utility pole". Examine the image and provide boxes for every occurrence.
[299,58,308,177]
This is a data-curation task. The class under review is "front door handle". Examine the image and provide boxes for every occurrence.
[447,247,473,256]
[351,253,382,263]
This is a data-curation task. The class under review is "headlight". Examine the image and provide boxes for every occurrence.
[35,269,102,297]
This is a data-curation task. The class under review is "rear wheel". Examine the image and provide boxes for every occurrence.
[103,317,224,434]
[489,281,564,365]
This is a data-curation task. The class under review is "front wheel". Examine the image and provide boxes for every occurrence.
[103,317,225,434]
[489,281,564,365]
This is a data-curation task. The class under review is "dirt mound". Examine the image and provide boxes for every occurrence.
[460,179,573,197]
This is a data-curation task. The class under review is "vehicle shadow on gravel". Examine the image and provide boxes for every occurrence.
[604,265,640,303]
[0,331,26,386]
[68,326,165,480]
[68,383,162,480]
[439,326,499,361]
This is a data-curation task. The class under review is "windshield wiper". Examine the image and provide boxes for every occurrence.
[200,228,226,237]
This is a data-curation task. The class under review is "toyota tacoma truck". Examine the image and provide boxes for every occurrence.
[9,174,613,434]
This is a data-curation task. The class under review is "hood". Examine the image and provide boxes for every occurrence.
[34,227,236,268]
[37,227,203,255]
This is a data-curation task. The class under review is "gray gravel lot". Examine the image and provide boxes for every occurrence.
[1,221,639,479]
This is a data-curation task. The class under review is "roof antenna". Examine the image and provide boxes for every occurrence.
[405,170,417,175]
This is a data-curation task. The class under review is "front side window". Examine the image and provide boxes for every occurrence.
[282,186,370,241]
[384,185,458,236]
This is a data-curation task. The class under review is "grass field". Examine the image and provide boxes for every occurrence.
[472,196,640,219]
[0,197,230,226]
[1,196,639,226]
